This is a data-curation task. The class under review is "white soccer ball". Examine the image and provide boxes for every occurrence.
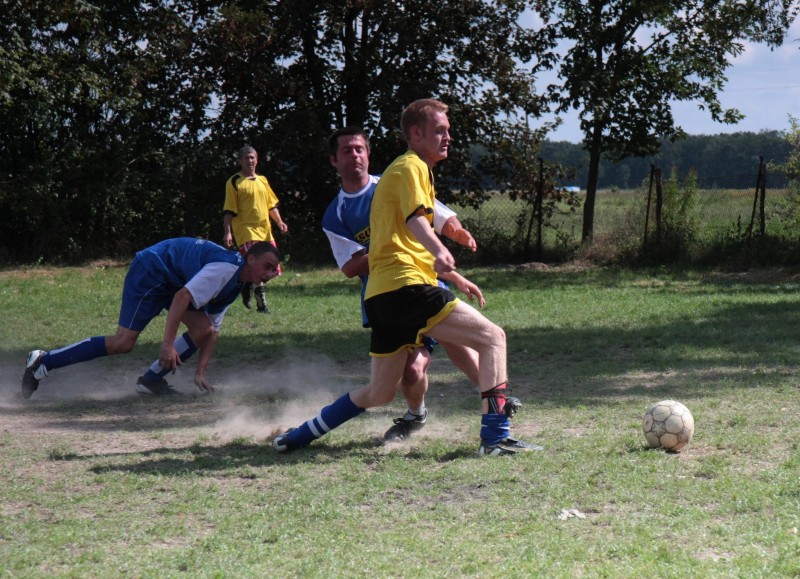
[642,400,694,452]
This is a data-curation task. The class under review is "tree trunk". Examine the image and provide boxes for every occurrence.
[582,123,603,243]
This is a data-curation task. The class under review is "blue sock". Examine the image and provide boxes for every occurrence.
[285,393,365,449]
[480,414,511,446]
[141,332,197,382]
[41,336,108,371]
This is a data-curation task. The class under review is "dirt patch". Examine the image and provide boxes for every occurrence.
[0,353,369,462]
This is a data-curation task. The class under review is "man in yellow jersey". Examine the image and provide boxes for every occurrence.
[323,126,488,442]
[223,145,288,313]
[273,99,542,456]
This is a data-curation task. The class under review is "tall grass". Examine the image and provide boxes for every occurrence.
[453,187,795,265]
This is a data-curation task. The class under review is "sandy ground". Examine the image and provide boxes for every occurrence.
[0,351,377,453]
[0,351,482,457]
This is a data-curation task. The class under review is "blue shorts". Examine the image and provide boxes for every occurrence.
[117,257,179,332]
[365,285,458,356]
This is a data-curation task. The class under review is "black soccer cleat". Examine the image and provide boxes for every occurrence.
[135,376,182,396]
[383,410,428,441]
[478,436,543,456]
[254,285,270,314]
[241,283,253,309]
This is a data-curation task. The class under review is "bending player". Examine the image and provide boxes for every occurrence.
[275,99,542,455]
[21,238,281,398]
[323,126,490,441]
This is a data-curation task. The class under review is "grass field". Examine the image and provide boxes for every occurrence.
[2,263,800,577]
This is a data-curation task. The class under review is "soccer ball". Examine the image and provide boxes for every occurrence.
[642,400,694,452]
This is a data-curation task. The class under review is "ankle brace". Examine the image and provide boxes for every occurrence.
[481,384,521,418]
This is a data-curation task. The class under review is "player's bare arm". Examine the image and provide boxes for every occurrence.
[159,288,193,372]
[406,214,455,273]
[270,208,288,234]
[341,250,369,278]
[441,216,477,252]
[439,270,486,307]
[222,213,235,247]
[193,330,219,393]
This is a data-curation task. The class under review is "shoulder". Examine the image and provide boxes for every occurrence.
[384,151,426,176]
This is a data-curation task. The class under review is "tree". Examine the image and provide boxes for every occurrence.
[0,0,216,262]
[197,0,555,256]
[535,0,799,242]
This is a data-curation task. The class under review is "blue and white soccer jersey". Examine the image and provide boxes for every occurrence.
[322,174,457,332]
[322,175,377,326]
[120,238,244,332]
[322,174,456,273]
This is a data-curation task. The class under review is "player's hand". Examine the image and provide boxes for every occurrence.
[194,375,216,393]
[278,222,288,234]
[455,278,486,307]
[453,229,477,252]
[158,344,181,373]
[433,248,456,274]
[223,232,233,248]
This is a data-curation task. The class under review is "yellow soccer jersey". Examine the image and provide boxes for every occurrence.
[223,174,279,244]
[365,150,438,300]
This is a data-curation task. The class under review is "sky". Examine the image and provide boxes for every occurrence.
[528,15,800,143]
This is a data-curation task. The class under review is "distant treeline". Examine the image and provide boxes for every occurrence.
[541,131,792,190]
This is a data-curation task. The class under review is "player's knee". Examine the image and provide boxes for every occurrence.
[107,338,136,355]
[492,324,506,346]
[476,321,505,348]
[190,325,215,346]
[402,362,427,386]
[367,386,397,407]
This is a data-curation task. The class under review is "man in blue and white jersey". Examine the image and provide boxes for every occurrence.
[322,126,485,441]
[21,238,281,399]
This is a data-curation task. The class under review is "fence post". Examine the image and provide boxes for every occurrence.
[535,158,544,257]
[654,167,663,246]
[746,157,766,240]
[759,157,767,238]
[643,164,655,247]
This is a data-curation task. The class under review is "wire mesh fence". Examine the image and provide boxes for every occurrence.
[450,163,795,263]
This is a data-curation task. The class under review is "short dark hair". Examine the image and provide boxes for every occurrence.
[244,241,281,262]
[238,145,257,158]
[327,126,371,158]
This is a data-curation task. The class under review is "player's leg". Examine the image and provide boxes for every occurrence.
[241,282,253,309]
[136,333,194,396]
[273,353,407,452]
[21,255,154,397]
[426,302,542,456]
[254,239,280,314]
[384,347,431,441]
[136,310,213,396]
[425,302,506,392]
[254,282,269,313]
[237,244,254,309]
[21,326,141,399]
[20,256,172,399]
[438,341,480,386]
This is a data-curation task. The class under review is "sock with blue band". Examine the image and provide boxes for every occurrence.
[140,332,198,382]
[480,413,511,446]
[284,393,365,449]
[41,336,108,371]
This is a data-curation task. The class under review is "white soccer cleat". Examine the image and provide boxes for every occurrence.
[22,350,48,399]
